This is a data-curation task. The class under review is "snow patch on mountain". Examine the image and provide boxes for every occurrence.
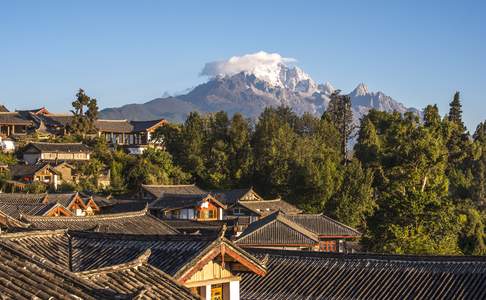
[101,51,420,124]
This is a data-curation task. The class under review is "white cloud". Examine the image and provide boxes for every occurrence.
[200,51,296,78]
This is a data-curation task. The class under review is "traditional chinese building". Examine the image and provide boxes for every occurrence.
[150,193,227,221]
[0,112,34,138]
[236,211,361,252]
[20,207,179,234]
[96,118,167,154]
[8,163,61,189]
[2,228,267,300]
[0,235,200,299]
[212,188,302,221]
[22,142,92,164]
[140,184,208,202]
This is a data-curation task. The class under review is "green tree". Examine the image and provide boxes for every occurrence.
[458,207,486,255]
[252,107,298,198]
[326,159,376,230]
[70,89,99,135]
[444,92,474,203]
[179,112,207,183]
[359,111,461,254]
[227,113,253,186]
[126,148,189,191]
[323,91,354,162]
[473,121,486,206]
[448,91,465,132]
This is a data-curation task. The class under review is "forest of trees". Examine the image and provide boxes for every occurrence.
[150,91,486,255]
[4,89,483,255]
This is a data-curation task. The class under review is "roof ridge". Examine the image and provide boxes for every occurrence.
[0,229,67,239]
[142,183,197,187]
[76,249,152,276]
[30,141,84,145]
[0,239,110,293]
[319,214,361,235]
[22,207,148,221]
[247,248,486,262]
[96,119,129,122]
[275,213,320,241]
[43,113,73,116]
[237,211,319,243]
[69,230,217,241]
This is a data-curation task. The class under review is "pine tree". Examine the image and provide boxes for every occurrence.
[252,107,298,198]
[323,91,354,163]
[228,113,253,186]
[445,92,474,203]
[361,112,461,254]
[326,159,376,230]
[473,122,486,206]
[179,112,207,183]
[448,91,465,132]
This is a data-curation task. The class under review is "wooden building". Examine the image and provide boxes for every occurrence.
[0,112,34,138]
[140,183,208,202]
[22,142,92,164]
[8,163,61,189]
[20,207,179,235]
[0,197,73,230]
[150,193,227,221]
[96,118,167,154]
[0,235,199,299]
[3,229,267,300]
[236,211,361,252]
[212,188,302,222]
[240,248,486,300]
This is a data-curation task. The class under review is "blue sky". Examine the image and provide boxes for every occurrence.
[0,0,484,130]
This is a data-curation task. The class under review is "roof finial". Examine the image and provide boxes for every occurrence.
[219,224,227,240]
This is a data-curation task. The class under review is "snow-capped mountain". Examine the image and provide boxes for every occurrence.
[100,53,418,123]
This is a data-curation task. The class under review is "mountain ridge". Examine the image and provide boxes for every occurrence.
[100,62,419,123]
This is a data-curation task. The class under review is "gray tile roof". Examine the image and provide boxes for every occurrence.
[237,211,319,246]
[130,119,166,132]
[0,201,59,220]
[3,229,266,279]
[21,208,179,235]
[0,238,114,299]
[78,249,200,300]
[211,188,263,205]
[236,211,361,247]
[9,163,61,178]
[142,184,207,199]
[150,193,226,210]
[96,119,134,133]
[0,193,48,204]
[285,214,361,237]
[0,231,200,299]
[241,248,486,300]
[26,142,92,153]
[0,112,33,125]
[38,114,74,127]
[237,198,302,216]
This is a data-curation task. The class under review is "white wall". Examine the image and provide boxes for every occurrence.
[205,284,211,300]
[230,280,240,300]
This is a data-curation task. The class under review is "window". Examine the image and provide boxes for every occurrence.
[197,208,217,220]
[233,207,243,215]
[320,240,337,252]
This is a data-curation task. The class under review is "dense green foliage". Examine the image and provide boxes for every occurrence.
[154,92,486,255]
[10,87,483,255]
[69,89,99,135]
